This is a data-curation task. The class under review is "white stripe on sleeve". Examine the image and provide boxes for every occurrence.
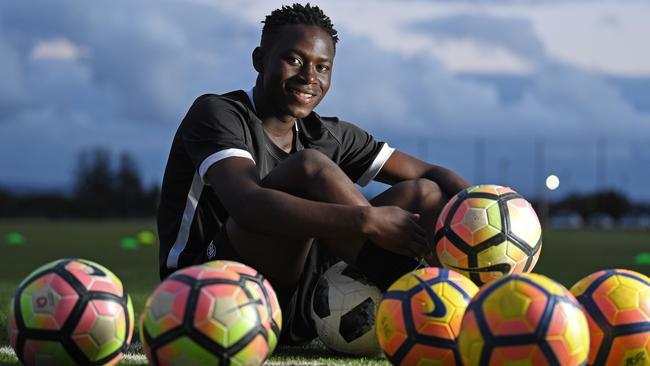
[199,148,255,183]
[356,143,395,187]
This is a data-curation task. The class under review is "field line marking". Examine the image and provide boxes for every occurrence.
[2,345,338,365]
[1,345,148,363]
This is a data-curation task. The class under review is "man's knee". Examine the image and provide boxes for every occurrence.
[405,178,444,202]
[293,148,339,182]
[391,178,446,215]
[261,149,338,193]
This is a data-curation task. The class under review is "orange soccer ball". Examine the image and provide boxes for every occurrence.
[375,267,479,365]
[570,269,650,366]
[458,273,590,366]
[434,184,542,286]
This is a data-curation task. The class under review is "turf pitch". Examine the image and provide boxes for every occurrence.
[0,220,648,365]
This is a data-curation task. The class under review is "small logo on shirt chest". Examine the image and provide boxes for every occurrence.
[207,241,216,259]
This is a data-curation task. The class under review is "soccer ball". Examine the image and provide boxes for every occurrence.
[311,261,382,356]
[458,273,590,366]
[375,267,479,365]
[434,184,542,286]
[139,262,279,366]
[204,260,282,353]
[570,269,650,366]
[8,258,134,365]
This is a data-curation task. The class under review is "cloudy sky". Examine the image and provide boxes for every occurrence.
[1,0,649,200]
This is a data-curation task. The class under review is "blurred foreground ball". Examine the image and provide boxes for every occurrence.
[8,259,134,365]
[434,184,542,286]
[376,267,479,365]
[459,273,589,366]
[571,269,650,366]
[204,260,282,354]
[140,262,279,366]
[311,261,382,356]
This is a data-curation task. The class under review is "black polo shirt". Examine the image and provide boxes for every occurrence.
[157,89,394,279]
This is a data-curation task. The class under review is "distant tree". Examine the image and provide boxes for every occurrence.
[551,190,631,220]
[0,147,160,218]
[12,194,73,218]
[73,147,115,217]
[0,187,11,216]
[115,152,144,217]
[145,182,161,216]
[72,147,159,217]
[595,191,631,219]
[74,148,113,196]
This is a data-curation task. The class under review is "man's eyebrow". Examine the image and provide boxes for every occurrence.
[285,49,333,63]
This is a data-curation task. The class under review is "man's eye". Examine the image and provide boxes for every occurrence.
[317,65,330,72]
[287,57,301,65]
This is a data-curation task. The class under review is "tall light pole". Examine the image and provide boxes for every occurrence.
[535,138,548,227]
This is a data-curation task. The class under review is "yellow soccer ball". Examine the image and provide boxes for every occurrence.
[459,273,589,366]
[375,267,479,365]
[434,184,542,286]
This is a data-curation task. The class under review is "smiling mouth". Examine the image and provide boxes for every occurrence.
[288,88,317,103]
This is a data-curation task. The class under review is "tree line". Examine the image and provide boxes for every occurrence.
[545,190,648,220]
[0,148,159,218]
[0,148,647,220]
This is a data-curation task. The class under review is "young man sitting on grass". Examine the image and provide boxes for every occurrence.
[157,3,470,345]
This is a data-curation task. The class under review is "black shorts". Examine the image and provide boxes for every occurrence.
[207,228,337,345]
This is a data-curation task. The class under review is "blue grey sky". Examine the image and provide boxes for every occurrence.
[1,0,649,200]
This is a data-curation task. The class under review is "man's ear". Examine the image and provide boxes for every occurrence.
[252,47,264,73]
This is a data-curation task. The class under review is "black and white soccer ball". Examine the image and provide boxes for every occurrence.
[311,261,382,356]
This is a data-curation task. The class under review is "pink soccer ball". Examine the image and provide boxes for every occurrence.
[8,259,134,365]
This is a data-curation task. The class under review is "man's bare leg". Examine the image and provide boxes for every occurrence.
[226,149,448,286]
[369,178,447,266]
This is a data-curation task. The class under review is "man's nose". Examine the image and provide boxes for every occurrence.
[299,64,317,84]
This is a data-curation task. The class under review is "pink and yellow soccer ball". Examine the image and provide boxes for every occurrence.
[458,273,590,366]
[8,259,134,366]
[570,269,650,366]
[139,260,281,366]
[434,184,542,286]
[204,260,282,354]
[375,267,479,365]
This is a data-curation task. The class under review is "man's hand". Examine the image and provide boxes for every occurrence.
[362,206,430,258]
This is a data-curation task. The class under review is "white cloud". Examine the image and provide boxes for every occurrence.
[481,2,650,76]
[30,37,90,61]
[208,0,535,74]
[210,0,650,76]
[2,0,650,199]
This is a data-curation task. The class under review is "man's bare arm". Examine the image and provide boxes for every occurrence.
[375,150,470,197]
[205,155,429,258]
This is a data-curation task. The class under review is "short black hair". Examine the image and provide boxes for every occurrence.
[261,3,339,48]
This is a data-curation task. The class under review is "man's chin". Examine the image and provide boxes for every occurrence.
[287,106,315,119]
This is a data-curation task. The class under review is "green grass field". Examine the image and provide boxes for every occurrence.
[0,220,648,365]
